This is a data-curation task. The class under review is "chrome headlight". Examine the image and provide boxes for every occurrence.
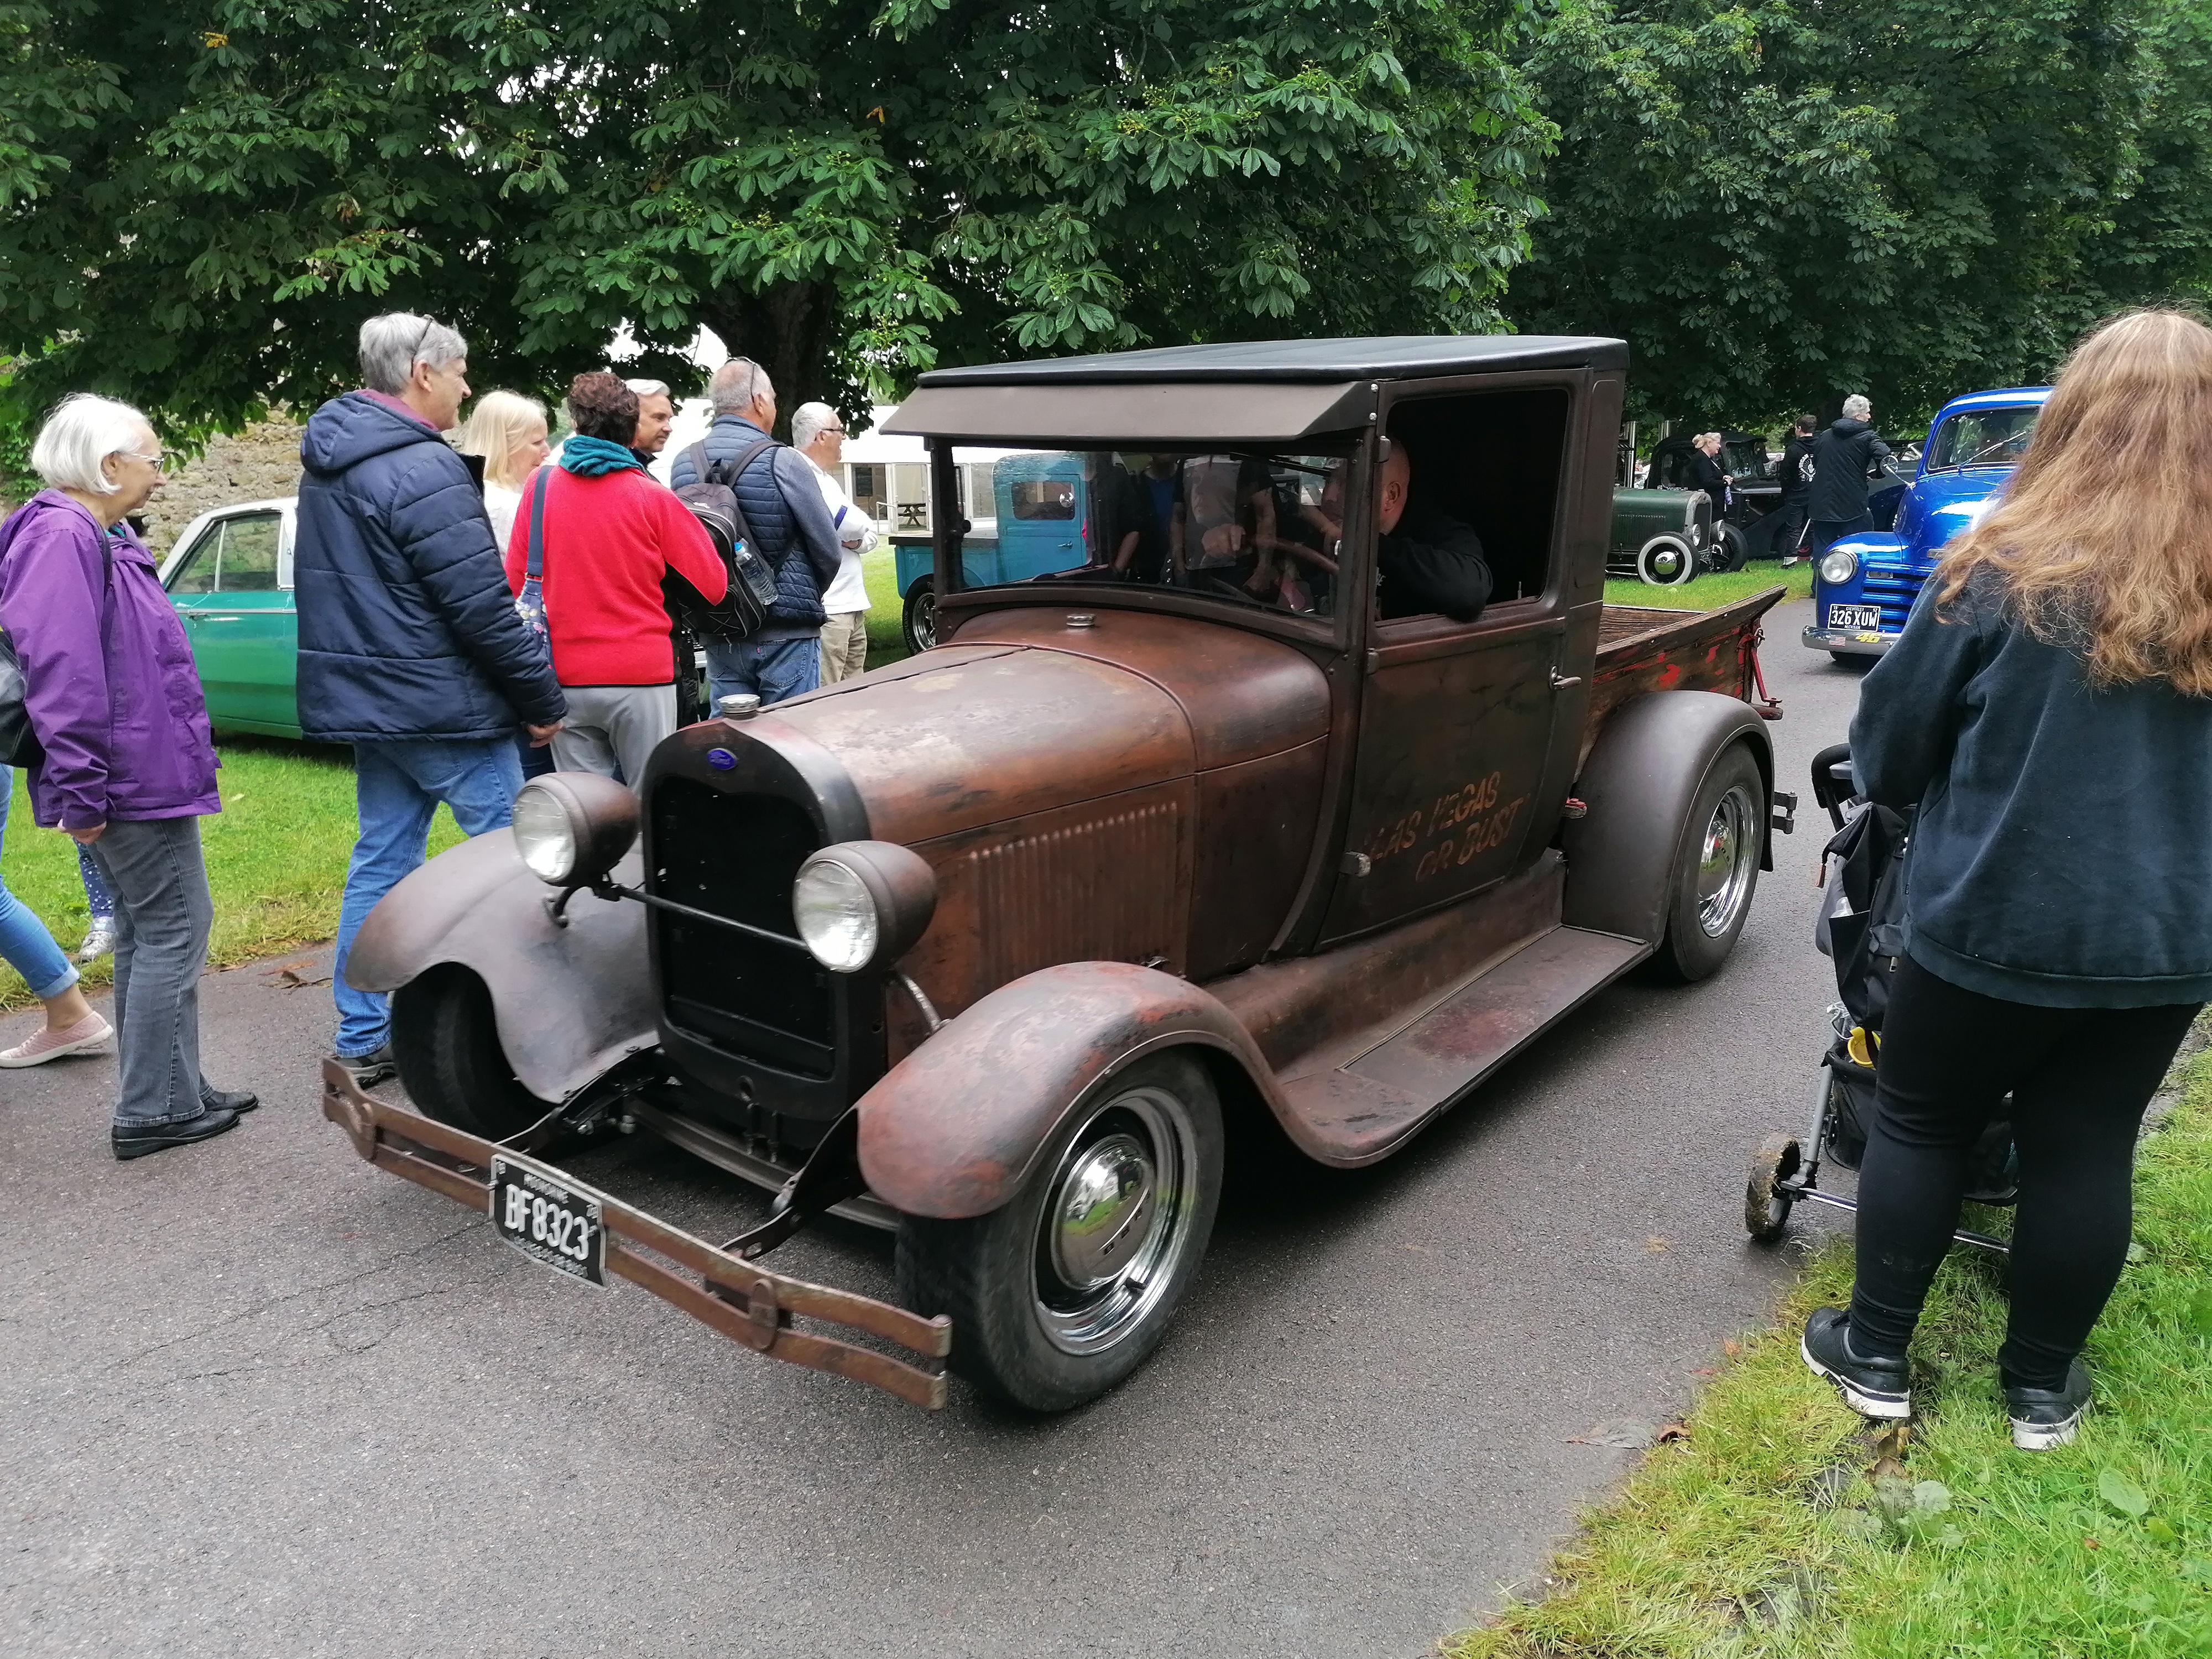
[792,841,938,974]
[511,774,639,888]
[1818,549,1858,587]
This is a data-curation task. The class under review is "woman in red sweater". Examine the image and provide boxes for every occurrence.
[506,373,727,787]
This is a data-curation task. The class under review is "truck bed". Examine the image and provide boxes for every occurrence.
[1587,586,1786,750]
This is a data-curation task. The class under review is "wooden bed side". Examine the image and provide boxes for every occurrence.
[1583,587,1787,758]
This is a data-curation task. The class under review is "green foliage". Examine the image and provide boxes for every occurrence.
[1511,0,2212,430]
[0,1,1550,440]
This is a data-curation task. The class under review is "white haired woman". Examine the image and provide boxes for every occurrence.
[0,394,255,1157]
[455,390,551,547]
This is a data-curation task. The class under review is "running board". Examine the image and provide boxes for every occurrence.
[1278,925,1648,1164]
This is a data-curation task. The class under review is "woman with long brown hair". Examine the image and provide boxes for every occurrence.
[1803,309,2212,1449]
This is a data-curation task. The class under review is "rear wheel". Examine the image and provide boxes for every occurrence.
[901,576,937,653]
[1648,743,1763,983]
[389,964,547,1140]
[895,1051,1224,1412]
[1744,1133,1801,1243]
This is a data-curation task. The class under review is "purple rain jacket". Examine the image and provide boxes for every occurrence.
[0,490,220,830]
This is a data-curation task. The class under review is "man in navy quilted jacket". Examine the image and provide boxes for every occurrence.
[667,357,843,707]
[295,314,566,1087]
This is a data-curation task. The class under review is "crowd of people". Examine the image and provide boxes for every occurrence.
[0,311,869,1154]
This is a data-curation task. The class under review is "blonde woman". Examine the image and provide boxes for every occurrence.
[456,390,550,546]
[1803,310,2212,1449]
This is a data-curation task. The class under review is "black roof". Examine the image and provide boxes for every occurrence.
[915,334,1629,387]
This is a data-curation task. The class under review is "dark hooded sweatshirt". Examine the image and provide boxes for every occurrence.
[1852,571,2212,1008]
[295,392,564,742]
[1807,418,1892,522]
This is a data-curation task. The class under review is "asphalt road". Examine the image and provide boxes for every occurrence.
[2,593,1864,1659]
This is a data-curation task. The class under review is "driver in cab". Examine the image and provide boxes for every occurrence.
[1376,440,1490,622]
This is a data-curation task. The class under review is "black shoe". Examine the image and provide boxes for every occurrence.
[202,1082,258,1114]
[112,1108,241,1161]
[2005,1361,2090,1451]
[1802,1307,1912,1420]
[331,1044,397,1089]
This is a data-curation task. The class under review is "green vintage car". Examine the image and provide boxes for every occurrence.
[1606,485,1712,586]
[158,497,305,738]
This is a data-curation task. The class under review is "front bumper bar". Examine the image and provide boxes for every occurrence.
[320,1063,951,1408]
[1801,625,1895,658]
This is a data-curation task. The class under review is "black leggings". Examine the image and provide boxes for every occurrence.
[1847,954,2199,1389]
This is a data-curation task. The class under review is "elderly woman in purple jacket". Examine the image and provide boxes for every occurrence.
[0,394,256,1159]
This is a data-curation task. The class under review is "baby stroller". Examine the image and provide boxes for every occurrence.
[1744,744,2017,1252]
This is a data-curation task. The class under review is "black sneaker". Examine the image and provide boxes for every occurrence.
[112,1108,241,1161]
[331,1044,397,1089]
[201,1082,258,1114]
[1802,1307,1912,1420]
[2005,1361,2090,1451]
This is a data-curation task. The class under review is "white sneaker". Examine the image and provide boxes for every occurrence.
[75,917,118,963]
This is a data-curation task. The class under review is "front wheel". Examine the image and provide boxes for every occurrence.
[389,964,547,1139]
[1647,743,1763,983]
[895,1050,1225,1412]
[1744,1133,1801,1243]
[1635,534,1698,586]
[1829,651,1876,672]
[901,576,937,653]
[1713,524,1750,572]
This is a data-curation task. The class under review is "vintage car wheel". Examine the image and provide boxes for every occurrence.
[895,1050,1224,1412]
[1744,1133,1801,1243]
[1713,523,1750,572]
[901,576,937,653]
[1635,534,1698,586]
[1648,743,1763,983]
[389,964,549,1141]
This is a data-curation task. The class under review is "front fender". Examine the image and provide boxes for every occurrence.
[1561,690,1775,945]
[345,830,654,1104]
[857,961,1275,1220]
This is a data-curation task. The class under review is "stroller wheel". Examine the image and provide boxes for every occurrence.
[1745,1133,1802,1244]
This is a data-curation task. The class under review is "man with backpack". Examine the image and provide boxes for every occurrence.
[667,357,843,707]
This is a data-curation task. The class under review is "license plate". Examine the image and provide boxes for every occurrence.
[1828,603,1882,632]
[491,1154,607,1286]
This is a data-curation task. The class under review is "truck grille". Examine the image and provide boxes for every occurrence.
[649,778,835,1077]
[1860,559,1924,630]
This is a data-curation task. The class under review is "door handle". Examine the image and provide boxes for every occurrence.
[1550,669,1584,690]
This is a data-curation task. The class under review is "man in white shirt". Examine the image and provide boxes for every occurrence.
[790,401,876,682]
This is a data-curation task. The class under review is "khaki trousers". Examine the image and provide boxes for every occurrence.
[820,611,870,684]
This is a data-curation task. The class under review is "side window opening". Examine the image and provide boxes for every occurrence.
[1384,387,1569,613]
[166,525,220,595]
[216,514,281,592]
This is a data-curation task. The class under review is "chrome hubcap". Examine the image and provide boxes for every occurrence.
[1032,1086,1196,1355]
[1696,783,1758,936]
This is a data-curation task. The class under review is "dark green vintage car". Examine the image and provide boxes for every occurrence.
[1606,486,1712,586]
[157,497,304,738]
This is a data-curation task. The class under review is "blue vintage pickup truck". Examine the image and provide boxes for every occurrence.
[1802,387,2049,662]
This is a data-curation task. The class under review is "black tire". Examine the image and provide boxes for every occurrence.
[1635,535,1697,586]
[1829,651,1876,672]
[389,964,548,1140]
[901,576,937,653]
[1745,1133,1801,1243]
[895,1050,1224,1412]
[1715,524,1750,572]
[1647,742,1764,983]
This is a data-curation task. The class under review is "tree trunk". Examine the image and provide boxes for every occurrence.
[697,279,841,440]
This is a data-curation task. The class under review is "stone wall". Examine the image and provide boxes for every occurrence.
[136,418,306,552]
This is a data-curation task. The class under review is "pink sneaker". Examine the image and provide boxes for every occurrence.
[0,1011,114,1068]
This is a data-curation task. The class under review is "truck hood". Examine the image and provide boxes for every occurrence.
[764,607,1332,842]
[1896,467,2010,560]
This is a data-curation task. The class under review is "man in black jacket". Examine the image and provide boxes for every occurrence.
[1376,442,1490,622]
[1807,397,1893,559]
[1774,413,1818,566]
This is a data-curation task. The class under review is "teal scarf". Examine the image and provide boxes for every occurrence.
[558,435,646,477]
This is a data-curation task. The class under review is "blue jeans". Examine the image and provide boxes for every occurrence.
[704,634,820,708]
[0,779,77,1001]
[332,738,521,1057]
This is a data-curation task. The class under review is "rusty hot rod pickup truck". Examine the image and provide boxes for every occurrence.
[323,335,1792,1412]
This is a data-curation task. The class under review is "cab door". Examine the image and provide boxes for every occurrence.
[169,509,299,735]
[1318,382,1583,943]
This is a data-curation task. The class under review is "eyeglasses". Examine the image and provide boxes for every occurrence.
[119,450,169,473]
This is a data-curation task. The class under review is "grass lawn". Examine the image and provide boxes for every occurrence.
[1,740,463,1011]
[1443,1039,2212,1657]
[1604,560,1815,612]
[862,544,910,670]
